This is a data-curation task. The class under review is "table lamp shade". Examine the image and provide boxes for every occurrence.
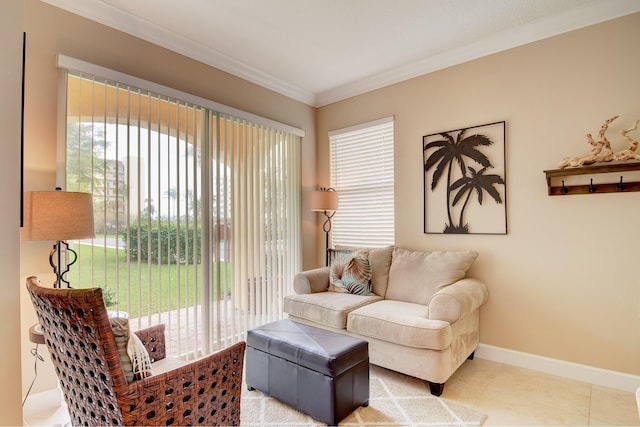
[21,191,95,241]
[310,190,338,212]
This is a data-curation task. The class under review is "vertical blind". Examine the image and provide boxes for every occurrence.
[329,117,395,247]
[65,70,301,359]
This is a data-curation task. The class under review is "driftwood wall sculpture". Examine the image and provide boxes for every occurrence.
[558,116,640,169]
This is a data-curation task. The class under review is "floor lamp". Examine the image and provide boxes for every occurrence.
[21,188,95,288]
[310,187,338,266]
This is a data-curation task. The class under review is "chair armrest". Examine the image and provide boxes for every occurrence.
[293,267,330,294]
[134,324,166,362]
[123,341,246,426]
[428,278,489,323]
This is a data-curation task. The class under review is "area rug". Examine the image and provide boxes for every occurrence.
[240,365,486,426]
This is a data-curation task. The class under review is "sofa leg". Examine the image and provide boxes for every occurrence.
[427,381,445,396]
[468,351,475,360]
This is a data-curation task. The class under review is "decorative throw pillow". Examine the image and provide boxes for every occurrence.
[110,317,135,382]
[328,249,373,295]
[386,247,478,305]
[336,245,394,296]
[110,317,153,381]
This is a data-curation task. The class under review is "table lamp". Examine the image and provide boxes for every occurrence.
[21,188,95,288]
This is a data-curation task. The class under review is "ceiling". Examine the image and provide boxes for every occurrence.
[43,0,640,107]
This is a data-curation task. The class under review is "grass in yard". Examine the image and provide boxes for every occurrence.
[67,243,232,318]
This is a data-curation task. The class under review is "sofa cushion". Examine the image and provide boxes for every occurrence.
[336,245,394,296]
[329,249,373,295]
[385,247,478,305]
[283,292,382,329]
[347,300,452,350]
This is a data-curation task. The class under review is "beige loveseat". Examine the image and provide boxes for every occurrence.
[283,246,489,396]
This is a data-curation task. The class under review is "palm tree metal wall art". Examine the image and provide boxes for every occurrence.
[423,121,507,234]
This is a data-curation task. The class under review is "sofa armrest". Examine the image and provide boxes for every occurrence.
[293,267,330,294]
[428,278,489,323]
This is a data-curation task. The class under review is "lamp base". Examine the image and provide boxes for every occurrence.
[49,240,78,288]
[322,210,334,267]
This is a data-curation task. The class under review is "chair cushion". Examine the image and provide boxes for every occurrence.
[151,357,188,375]
[347,300,452,350]
[283,292,382,329]
[385,247,478,305]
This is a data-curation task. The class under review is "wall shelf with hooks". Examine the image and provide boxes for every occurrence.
[543,162,640,195]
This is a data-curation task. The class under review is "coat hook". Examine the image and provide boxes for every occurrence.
[561,180,568,194]
[616,176,625,191]
[588,178,596,193]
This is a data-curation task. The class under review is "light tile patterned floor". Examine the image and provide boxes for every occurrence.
[134,305,639,426]
[445,358,639,426]
[23,303,640,426]
[24,356,639,426]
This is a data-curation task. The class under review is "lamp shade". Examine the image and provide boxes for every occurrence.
[310,189,338,212]
[21,191,95,241]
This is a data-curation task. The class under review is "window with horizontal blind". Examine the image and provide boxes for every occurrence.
[329,117,394,247]
[61,60,302,359]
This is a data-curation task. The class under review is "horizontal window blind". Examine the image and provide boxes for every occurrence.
[329,117,395,247]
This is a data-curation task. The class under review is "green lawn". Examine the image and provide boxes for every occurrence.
[68,243,232,318]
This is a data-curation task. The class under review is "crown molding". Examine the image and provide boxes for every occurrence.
[42,0,640,108]
[314,0,640,107]
[41,0,316,106]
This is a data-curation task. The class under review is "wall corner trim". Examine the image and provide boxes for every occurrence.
[476,343,640,392]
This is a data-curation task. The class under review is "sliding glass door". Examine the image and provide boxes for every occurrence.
[64,70,301,359]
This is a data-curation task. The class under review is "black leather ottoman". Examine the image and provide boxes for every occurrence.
[246,319,369,425]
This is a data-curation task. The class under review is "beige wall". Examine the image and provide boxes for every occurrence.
[0,1,26,424]
[317,13,640,375]
[18,0,316,398]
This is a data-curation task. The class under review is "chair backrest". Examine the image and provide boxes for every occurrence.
[26,276,128,426]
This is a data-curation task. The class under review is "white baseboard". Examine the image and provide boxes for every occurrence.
[476,343,640,393]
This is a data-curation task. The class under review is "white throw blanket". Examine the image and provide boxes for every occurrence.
[128,331,154,379]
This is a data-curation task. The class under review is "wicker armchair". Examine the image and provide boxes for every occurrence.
[26,276,246,426]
